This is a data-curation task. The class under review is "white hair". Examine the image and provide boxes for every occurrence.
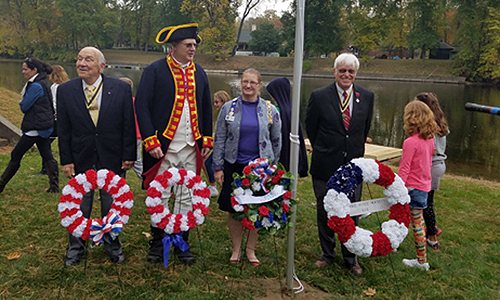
[334,53,359,70]
[82,46,106,65]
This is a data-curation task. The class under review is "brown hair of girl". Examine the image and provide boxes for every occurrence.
[214,90,231,104]
[49,65,69,85]
[415,92,448,135]
[404,100,439,140]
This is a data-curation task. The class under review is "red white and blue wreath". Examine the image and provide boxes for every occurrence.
[231,158,296,236]
[145,168,210,267]
[324,158,411,257]
[58,169,134,247]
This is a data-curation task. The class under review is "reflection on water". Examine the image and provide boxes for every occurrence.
[2,61,500,182]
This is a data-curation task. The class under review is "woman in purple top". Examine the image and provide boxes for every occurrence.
[213,68,281,266]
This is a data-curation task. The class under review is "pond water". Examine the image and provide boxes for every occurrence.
[2,60,500,182]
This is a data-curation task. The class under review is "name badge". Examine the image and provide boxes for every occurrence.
[226,100,237,122]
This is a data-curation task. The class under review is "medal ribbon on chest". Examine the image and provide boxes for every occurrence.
[338,89,353,113]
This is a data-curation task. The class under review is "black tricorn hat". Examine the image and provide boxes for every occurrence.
[156,23,202,44]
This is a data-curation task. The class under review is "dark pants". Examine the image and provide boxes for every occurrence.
[423,190,437,235]
[66,172,124,261]
[11,134,54,165]
[204,152,215,183]
[313,177,361,266]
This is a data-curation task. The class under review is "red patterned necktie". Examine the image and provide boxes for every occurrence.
[342,91,350,129]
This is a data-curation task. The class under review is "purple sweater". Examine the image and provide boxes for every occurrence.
[237,99,259,164]
[398,134,434,192]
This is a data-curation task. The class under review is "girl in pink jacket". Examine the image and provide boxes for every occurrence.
[398,100,438,271]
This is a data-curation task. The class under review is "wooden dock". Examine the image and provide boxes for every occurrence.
[364,143,402,161]
[304,139,402,161]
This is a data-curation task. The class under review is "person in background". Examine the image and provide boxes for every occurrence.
[57,47,136,267]
[0,57,59,194]
[416,92,448,251]
[34,65,69,176]
[305,53,374,275]
[120,76,143,181]
[135,23,213,265]
[398,100,439,271]
[213,68,281,266]
[265,77,308,177]
[204,90,231,197]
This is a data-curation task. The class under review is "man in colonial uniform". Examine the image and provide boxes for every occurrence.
[135,24,213,265]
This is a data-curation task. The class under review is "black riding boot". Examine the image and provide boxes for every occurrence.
[45,159,59,193]
[33,163,47,176]
[0,161,20,193]
[174,230,195,265]
[147,225,166,263]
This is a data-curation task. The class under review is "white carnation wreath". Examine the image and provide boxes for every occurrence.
[145,168,210,234]
[58,169,134,247]
[324,158,411,257]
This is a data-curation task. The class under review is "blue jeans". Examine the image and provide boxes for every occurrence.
[204,152,215,183]
[408,188,428,209]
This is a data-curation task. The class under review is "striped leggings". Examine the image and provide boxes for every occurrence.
[410,208,427,263]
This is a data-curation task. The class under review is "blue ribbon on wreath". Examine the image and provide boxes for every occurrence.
[89,212,123,247]
[251,161,276,193]
[162,233,190,268]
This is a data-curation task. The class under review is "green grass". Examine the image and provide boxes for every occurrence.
[0,145,499,299]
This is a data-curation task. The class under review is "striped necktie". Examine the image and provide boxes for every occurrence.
[86,85,99,125]
[342,91,350,129]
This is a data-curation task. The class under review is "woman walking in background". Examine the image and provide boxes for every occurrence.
[0,57,59,193]
[416,92,448,251]
[33,65,69,176]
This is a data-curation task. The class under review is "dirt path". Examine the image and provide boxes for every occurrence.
[0,145,13,154]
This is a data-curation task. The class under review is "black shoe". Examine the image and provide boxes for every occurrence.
[111,254,125,264]
[46,159,59,193]
[64,257,80,267]
[176,250,196,265]
[33,169,47,176]
[147,254,162,263]
[45,186,59,193]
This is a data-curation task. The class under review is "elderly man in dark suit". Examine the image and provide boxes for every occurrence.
[57,46,136,267]
[305,53,374,275]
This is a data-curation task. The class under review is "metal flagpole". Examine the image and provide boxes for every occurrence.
[286,0,305,290]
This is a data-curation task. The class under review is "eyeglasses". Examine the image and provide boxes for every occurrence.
[337,68,357,74]
[182,43,198,48]
[241,80,260,86]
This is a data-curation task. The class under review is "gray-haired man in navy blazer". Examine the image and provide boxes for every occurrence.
[57,46,136,267]
[306,53,374,275]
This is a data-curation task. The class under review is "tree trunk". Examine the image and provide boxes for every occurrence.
[233,20,245,55]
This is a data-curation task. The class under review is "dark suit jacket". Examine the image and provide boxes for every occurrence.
[306,83,374,181]
[57,75,136,175]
